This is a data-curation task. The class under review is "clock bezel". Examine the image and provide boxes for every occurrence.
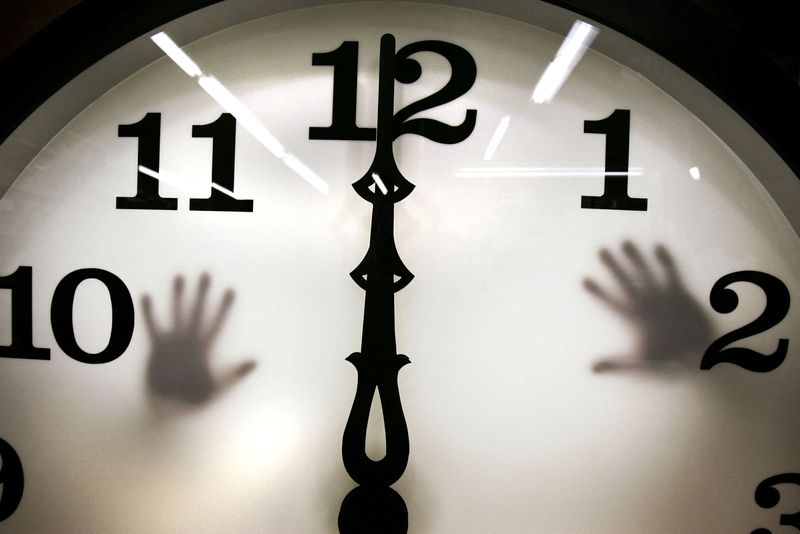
[0,3,796,532]
[1,0,799,235]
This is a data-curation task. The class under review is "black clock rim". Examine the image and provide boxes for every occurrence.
[1,0,799,180]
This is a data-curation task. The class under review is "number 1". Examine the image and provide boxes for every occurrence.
[0,267,50,360]
[117,113,178,210]
[190,113,253,212]
[581,109,647,211]
[309,41,376,141]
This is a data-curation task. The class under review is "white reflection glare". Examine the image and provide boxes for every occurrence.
[532,21,598,104]
[226,408,301,482]
[484,116,510,161]
[139,165,244,198]
[689,166,701,180]
[456,166,643,178]
[371,173,388,194]
[151,32,202,77]
[211,182,236,197]
[151,32,329,194]
[138,165,200,195]
[197,76,284,155]
[282,153,330,194]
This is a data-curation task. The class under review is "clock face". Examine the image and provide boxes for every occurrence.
[1,2,798,532]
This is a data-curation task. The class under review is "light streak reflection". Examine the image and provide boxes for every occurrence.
[150,33,202,77]
[150,32,329,194]
[483,116,510,161]
[532,21,598,104]
[371,173,388,195]
[456,166,643,178]
[138,165,200,195]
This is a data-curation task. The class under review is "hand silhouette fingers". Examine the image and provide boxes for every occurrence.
[213,359,257,397]
[141,295,160,338]
[205,289,234,344]
[655,245,683,288]
[235,360,257,377]
[592,356,682,373]
[172,275,185,329]
[599,248,638,297]
[583,277,630,316]
[622,241,655,287]
[189,273,211,331]
[592,357,636,373]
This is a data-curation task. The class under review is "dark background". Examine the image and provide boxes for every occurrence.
[2,0,798,83]
[692,0,799,84]
[0,0,81,63]
[1,0,798,173]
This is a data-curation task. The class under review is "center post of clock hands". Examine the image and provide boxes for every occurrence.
[333,34,476,531]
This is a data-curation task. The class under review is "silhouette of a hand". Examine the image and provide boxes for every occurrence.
[142,274,255,404]
[583,242,712,372]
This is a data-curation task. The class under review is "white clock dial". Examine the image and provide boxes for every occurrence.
[0,2,798,532]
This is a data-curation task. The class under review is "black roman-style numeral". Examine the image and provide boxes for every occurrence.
[312,34,476,533]
[0,266,133,364]
[118,112,252,212]
[310,41,376,141]
[310,39,476,144]
[702,271,790,372]
[0,266,50,360]
[117,112,177,210]
[752,473,800,533]
[189,113,253,212]
[582,109,648,211]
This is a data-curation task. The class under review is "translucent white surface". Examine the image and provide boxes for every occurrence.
[0,3,798,532]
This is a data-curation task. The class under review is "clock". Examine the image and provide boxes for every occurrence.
[1,1,798,532]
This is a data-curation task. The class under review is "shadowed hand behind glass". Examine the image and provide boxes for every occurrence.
[583,242,713,372]
[142,274,256,404]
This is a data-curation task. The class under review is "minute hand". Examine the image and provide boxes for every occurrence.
[342,34,414,487]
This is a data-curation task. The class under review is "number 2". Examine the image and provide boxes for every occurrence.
[702,271,790,372]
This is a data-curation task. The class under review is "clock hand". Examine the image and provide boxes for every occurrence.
[141,273,255,405]
[583,241,713,372]
[332,34,475,531]
[342,34,412,488]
